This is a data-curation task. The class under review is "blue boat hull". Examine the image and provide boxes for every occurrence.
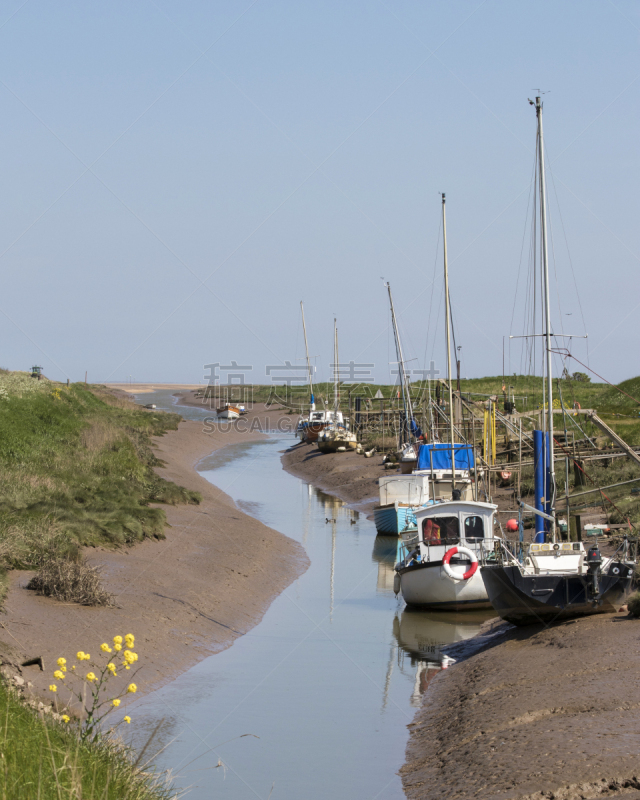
[373,504,417,536]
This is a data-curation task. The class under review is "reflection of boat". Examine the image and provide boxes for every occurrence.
[393,607,490,663]
[371,535,400,593]
[216,403,240,420]
[391,608,493,706]
[395,500,500,610]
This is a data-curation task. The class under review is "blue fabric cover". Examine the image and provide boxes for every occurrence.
[417,443,475,470]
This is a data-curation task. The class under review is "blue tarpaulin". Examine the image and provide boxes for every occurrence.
[417,443,475,471]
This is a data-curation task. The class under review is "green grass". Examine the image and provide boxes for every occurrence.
[0,375,200,582]
[0,680,173,799]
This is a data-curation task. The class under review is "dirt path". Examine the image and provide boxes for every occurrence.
[0,404,308,706]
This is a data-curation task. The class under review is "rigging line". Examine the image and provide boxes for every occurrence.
[550,348,640,407]
[545,157,589,364]
[423,215,443,373]
[509,155,537,337]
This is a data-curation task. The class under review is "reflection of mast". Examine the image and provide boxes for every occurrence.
[381,636,396,711]
[330,519,336,623]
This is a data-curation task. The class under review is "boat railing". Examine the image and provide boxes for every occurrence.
[479,539,526,567]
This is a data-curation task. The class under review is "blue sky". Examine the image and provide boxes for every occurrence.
[0,0,638,386]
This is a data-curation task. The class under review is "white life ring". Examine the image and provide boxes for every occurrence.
[442,546,478,581]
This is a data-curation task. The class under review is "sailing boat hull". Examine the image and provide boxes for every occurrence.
[480,563,634,626]
[397,561,492,610]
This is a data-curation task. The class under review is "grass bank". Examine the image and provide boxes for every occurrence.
[0,679,173,799]
[0,371,200,598]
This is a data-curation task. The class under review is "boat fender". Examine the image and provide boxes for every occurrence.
[393,572,401,596]
[442,546,478,582]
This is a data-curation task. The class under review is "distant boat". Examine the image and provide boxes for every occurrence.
[216,403,240,420]
[316,319,357,453]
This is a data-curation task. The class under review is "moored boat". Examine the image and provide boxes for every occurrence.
[216,403,240,420]
[479,97,637,625]
[394,500,500,610]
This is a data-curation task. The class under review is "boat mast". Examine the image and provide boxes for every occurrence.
[301,301,315,412]
[534,96,556,536]
[442,193,456,493]
[333,318,339,418]
[386,282,414,445]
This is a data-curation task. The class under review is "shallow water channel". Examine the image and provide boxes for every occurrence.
[131,392,491,799]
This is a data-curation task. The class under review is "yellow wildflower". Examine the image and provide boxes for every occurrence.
[124,634,135,648]
[114,644,122,652]
[127,683,137,694]
[86,672,97,682]
[49,684,57,692]
[125,665,130,670]
[100,643,112,653]
[53,670,65,681]
[123,716,131,724]
[112,698,121,707]
[61,714,70,723]
[71,666,75,671]
[113,636,123,645]
[56,657,66,668]
[76,651,85,661]
[107,662,117,673]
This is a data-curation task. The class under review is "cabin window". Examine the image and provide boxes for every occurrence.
[422,516,459,545]
[464,515,484,541]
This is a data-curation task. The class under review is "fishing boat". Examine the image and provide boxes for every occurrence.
[216,403,240,420]
[394,499,500,609]
[373,473,430,535]
[316,319,357,453]
[479,98,636,625]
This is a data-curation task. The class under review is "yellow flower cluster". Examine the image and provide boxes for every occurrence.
[127,683,137,694]
[124,716,131,724]
[86,672,97,683]
[112,698,121,707]
[100,643,112,653]
[49,684,57,692]
[53,670,65,681]
[76,651,91,661]
[61,714,70,724]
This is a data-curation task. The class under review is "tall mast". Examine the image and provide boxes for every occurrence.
[386,282,414,445]
[535,96,556,533]
[442,193,456,493]
[300,301,315,412]
[333,318,339,415]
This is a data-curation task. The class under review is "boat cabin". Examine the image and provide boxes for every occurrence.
[399,500,499,565]
[524,541,586,574]
[378,474,430,507]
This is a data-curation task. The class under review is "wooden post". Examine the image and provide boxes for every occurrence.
[84,371,87,386]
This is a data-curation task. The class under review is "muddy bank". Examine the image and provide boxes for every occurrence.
[0,403,308,705]
[401,611,640,800]
[281,440,388,515]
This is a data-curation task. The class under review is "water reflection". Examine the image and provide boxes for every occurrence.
[371,535,400,594]
[391,608,494,706]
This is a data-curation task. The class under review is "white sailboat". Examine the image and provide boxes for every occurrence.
[317,319,358,453]
[394,194,498,608]
[480,97,636,625]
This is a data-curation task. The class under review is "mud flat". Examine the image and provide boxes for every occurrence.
[1,402,308,702]
[281,440,387,515]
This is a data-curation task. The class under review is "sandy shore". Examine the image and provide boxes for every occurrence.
[0,402,308,707]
